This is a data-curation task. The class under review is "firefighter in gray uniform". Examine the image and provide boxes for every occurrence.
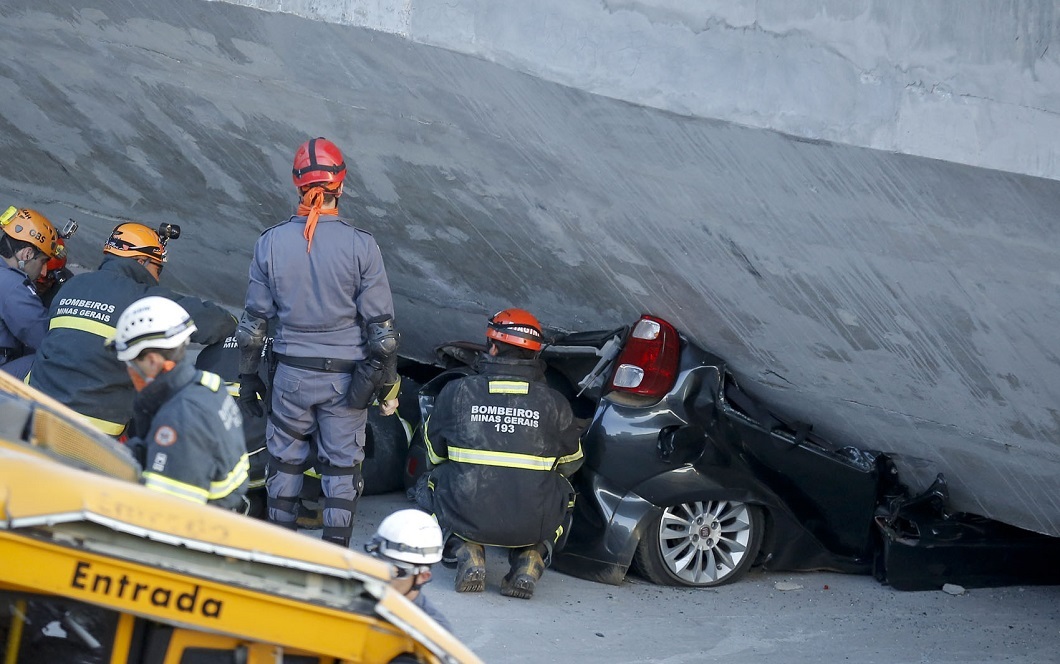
[110,296,249,509]
[237,137,400,547]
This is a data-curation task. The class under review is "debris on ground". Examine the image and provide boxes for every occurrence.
[774,581,804,591]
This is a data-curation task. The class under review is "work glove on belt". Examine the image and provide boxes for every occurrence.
[347,354,399,410]
[238,373,268,418]
[347,359,383,410]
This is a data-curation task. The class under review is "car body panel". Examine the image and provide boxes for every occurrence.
[873,476,1060,591]
[549,471,660,586]
[554,336,887,584]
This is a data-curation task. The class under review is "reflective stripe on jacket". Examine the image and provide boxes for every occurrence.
[29,257,236,428]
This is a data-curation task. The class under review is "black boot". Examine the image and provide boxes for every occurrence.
[322,534,350,548]
[501,546,545,599]
[454,540,486,593]
[441,533,461,569]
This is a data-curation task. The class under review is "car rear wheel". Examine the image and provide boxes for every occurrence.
[634,499,763,587]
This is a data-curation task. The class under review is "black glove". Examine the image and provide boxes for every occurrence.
[238,373,268,418]
[347,359,383,410]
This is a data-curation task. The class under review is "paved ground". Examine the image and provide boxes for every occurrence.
[352,491,1060,664]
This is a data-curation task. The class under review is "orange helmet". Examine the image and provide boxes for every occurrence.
[103,222,167,265]
[292,137,347,189]
[487,308,543,352]
[0,206,64,259]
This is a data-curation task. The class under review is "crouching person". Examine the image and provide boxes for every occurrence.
[365,509,452,633]
[417,308,584,600]
[109,296,250,509]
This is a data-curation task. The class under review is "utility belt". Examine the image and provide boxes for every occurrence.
[274,353,358,373]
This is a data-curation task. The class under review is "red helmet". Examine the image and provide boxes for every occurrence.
[487,308,543,352]
[36,237,67,288]
[292,137,347,189]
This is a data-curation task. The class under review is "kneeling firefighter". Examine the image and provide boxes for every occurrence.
[236,136,401,547]
[417,308,584,599]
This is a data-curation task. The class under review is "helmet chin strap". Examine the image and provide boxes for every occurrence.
[409,569,432,594]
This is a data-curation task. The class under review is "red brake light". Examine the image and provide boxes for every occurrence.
[607,315,680,399]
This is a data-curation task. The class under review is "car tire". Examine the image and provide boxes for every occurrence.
[634,499,764,587]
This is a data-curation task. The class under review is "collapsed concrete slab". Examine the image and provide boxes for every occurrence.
[1,0,1058,537]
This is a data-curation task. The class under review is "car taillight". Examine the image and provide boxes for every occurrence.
[607,315,680,399]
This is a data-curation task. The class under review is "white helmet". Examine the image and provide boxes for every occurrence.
[110,296,197,361]
[365,509,444,569]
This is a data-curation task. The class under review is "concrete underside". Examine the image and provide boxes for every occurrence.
[2,1,1058,536]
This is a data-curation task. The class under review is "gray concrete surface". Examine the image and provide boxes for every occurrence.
[356,491,1060,663]
[221,0,1060,181]
[2,0,1059,541]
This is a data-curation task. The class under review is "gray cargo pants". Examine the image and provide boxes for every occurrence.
[266,363,367,545]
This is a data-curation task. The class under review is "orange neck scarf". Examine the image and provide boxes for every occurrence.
[296,182,341,252]
[298,186,326,253]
